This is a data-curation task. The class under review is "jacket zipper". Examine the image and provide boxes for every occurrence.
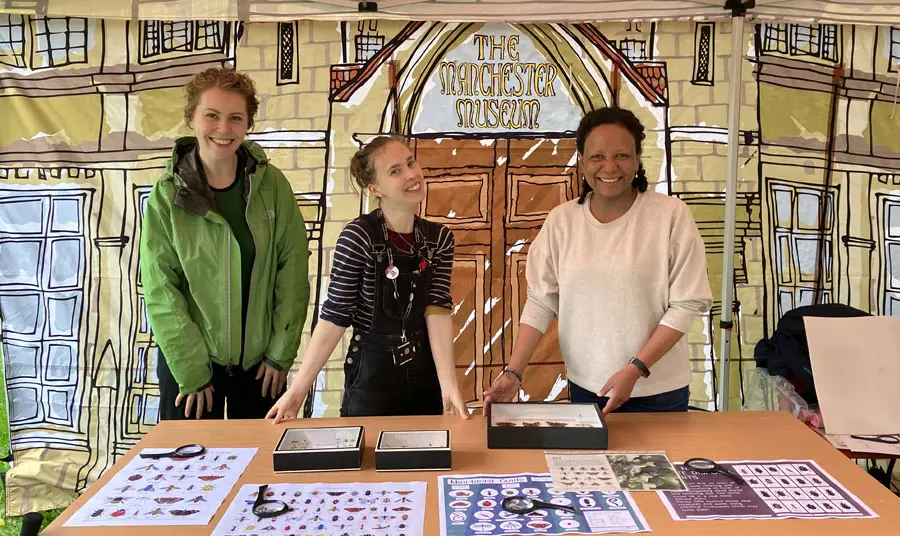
[242,166,258,371]
[226,228,234,375]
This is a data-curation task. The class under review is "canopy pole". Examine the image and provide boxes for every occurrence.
[717,1,751,411]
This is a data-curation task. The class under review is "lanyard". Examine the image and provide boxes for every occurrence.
[378,209,424,342]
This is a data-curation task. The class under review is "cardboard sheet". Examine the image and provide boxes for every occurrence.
[804,316,900,435]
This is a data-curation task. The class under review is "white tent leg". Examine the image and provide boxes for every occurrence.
[717,12,746,411]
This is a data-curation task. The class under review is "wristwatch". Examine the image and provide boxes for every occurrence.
[629,357,651,378]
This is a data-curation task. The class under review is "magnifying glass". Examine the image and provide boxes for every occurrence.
[139,444,205,460]
[684,457,744,485]
[501,496,579,515]
[253,485,290,519]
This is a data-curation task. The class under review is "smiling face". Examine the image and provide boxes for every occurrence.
[581,123,640,202]
[367,141,425,208]
[190,86,249,164]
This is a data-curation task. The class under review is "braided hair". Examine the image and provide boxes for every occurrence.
[575,107,649,204]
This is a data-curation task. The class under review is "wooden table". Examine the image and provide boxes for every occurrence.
[46,411,900,535]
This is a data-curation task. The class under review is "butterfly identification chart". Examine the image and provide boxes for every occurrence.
[439,473,650,536]
[212,481,427,536]
[64,448,257,526]
[658,460,877,521]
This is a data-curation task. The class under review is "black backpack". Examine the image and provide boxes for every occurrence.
[753,303,870,404]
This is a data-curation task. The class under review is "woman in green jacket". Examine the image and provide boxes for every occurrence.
[140,68,310,420]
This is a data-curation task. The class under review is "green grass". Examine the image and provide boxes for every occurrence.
[0,357,62,534]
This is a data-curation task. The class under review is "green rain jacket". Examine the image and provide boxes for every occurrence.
[139,137,310,394]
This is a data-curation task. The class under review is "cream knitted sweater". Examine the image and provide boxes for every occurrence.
[520,191,714,397]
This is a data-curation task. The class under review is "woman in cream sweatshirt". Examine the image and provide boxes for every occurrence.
[485,107,713,416]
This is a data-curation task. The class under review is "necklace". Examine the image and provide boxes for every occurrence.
[394,231,415,253]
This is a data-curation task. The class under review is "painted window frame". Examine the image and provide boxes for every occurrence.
[769,181,837,318]
[0,189,90,429]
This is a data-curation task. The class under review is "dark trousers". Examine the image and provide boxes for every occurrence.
[158,354,285,420]
[569,381,690,413]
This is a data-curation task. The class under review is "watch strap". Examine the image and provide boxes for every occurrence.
[629,357,651,378]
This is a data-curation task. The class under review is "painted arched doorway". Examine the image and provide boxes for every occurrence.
[383,22,662,406]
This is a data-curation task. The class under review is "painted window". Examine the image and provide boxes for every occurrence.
[883,197,900,316]
[354,20,384,63]
[619,38,647,61]
[276,22,299,85]
[692,23,715,85]
[760,23,839,62]
[129,188,160,429]
[0,14,26,68]
[770,182,835,317]
[30,17,90,69]
[0,191,89,428]
[140,20,230,62]
[889,27,900,72]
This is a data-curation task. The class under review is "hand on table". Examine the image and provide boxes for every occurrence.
[597,365,643,416]
[256,362,288,399]
[265,390,305,424]
[483,370,520,413]
[174,385,215,419]
[442,387,471,419]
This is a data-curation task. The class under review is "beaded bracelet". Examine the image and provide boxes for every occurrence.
[502,366,523,384]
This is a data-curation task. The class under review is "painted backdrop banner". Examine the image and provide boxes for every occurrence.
[6,1,900,24]
[2,16,900,514]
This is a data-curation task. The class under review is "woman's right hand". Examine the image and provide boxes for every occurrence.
[483,370,520,412]
[265,389,306,424]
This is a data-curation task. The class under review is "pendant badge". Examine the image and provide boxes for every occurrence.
[385,265,400,280]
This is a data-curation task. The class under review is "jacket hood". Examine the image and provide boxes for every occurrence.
[166,137,268,216]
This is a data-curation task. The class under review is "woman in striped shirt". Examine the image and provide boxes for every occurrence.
[267,136,469,420]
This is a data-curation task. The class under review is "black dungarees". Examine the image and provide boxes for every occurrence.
[339,211,443,417]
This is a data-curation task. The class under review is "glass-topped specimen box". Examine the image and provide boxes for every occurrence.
[487,402,607,450]
[273,426,364,472]
[375,430,451,471]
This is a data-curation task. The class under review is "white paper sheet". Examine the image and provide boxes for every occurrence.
[64,447,257,527]
[211,481,427,536]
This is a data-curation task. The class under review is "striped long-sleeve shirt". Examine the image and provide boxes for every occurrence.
[319,214,455,331]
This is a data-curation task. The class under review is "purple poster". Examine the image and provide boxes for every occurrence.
[658,460,877,520]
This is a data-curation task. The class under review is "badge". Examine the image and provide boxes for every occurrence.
[418,257,429,273]
[385,265,399,279]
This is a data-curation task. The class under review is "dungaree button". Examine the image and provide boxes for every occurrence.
[354,335,361,341]
[346,357,354,365]
[350,345,358,352]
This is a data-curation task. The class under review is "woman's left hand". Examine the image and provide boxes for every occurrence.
[256,362,288,399]
[442,388,470,419]
[596,365,643,416]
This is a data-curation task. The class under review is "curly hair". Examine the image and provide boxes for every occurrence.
[349,135,407,192]
[575,107,649,203]
[183,68,260,129]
